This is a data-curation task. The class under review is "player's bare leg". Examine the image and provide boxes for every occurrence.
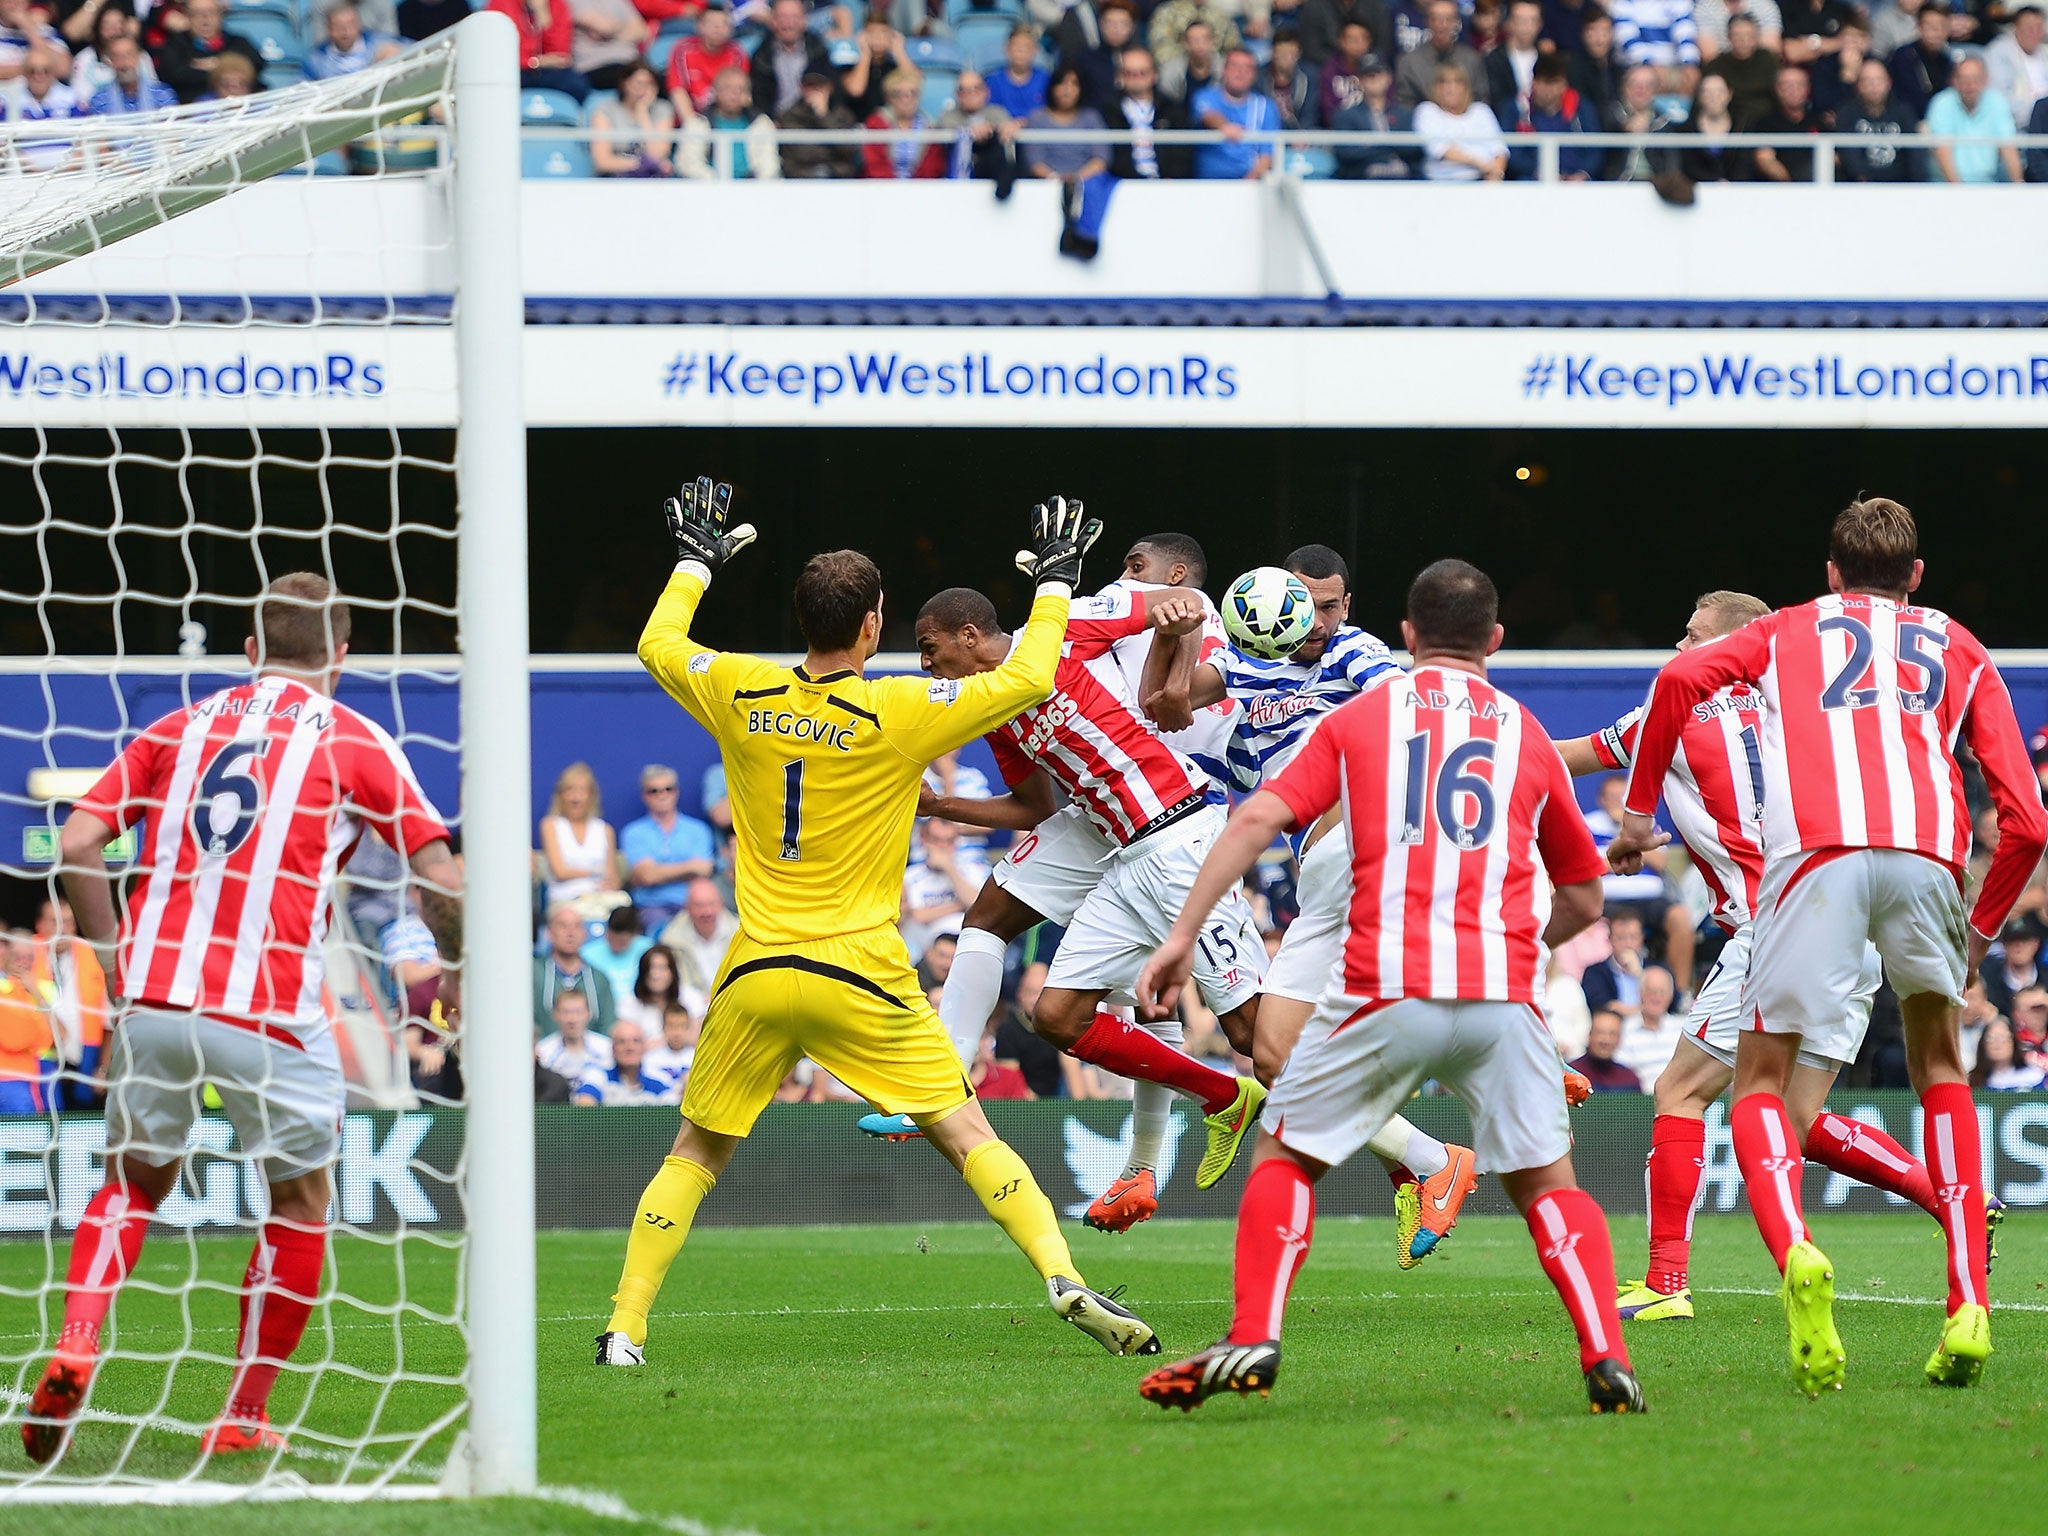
[600,1119,738,1365]
[1901,989,1993,1385]
[862,883,1042,1140]
[1253,989,1475,1269]
[1729,1028,1844,1396]
[1035,984,1264,1192]
[1497,1158,1644,1414]
[1139,1132,1321,1410]
[23,1153,180,1464]
[920,1098,1158,1355]
[204,1165,334,1455]
[1661,905,1696,1006]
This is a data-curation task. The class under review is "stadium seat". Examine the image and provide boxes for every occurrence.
[738,27,763,56]
[646,32,679,72]
[826,35,859,66]
[952,13,1012,71]
[919,67,957,117]
[522,137,595,177]
[945,0,1022,24]
[1284,146,1336,179]
[904,35,964,72]
[224,10,304,65]
[581,89,619,126]
[310,148,350,174]
[261,61,305,90]
[520,87,585,124]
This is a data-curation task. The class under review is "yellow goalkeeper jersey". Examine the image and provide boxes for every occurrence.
[638,569,1067,946]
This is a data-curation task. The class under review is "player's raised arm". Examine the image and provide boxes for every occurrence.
[1139,592,1224,732]
[919,768,1059,832]
[637,476,759,730]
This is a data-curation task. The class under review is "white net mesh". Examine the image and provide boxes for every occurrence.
[0,42,476,1499]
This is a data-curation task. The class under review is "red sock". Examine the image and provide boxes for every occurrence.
[224,1222,326,1421]
[1920,1082,1989,1316]
[1730,1094,1806,1271]
[57,1182,158,1357]
[1227,1159,1315,1345]
[1384,1164,1417,1189]
[1804,1111,1939,1219]
[1070,1010,1238,1116]
[1644,1115,1706,1295]
[1525,1188,1628,1373]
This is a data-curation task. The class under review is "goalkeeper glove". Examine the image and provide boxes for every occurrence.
[1015,496,1103,592]
[664,476,758,580]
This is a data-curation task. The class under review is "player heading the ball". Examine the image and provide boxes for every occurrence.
[597,481,1164,1367]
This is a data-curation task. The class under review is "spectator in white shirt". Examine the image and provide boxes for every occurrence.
[1413,61,1508,179]
[642,1000,699,1088]
[1694,0,1781,60]
[615,943,682,1036]
[574,1020,676,1105]
[536,987,613,1085]
[1986,1,2048,126]
[901,818,990,962]
[1615,964,1685,1090]
[660,876,738,1008]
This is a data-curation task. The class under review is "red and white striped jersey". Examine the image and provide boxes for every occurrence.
[1592,686,1767,934]
[1100,576,1239,793]
[75,675,450,1034]
[987,586,1209,845]
[1265,665,1607,1003]
[1624,595,2048,938]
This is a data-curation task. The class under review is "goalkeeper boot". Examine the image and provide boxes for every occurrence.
[20,1351,92,1465]
[857,1112,923,1142]
[1138,1340,1281,1411]
[1396,1143,1477,1268]
[1781,1239,1846,1399]
[1196,1078,1267,1191]
[1084,1170,1159,1234]
[594,1331,645,1367]
[1616,1279,1694,1322]
[1048,1275,1160,1356]
[1924,1302,1991,1388]
[1586,1358,1648,1415]
[200,1410,286,1456]
[1986,1196,2006,1274]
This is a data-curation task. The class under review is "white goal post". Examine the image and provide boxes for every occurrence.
[0,12,534,1502]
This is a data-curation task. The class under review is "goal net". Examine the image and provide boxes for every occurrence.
[0,16,534,1503]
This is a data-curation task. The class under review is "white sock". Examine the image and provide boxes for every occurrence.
[1123,1015,1184,1178]
[938,928,1008,1068]
[1366,1116,1450,1181]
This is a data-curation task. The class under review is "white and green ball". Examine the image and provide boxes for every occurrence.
[1223,567,1314,660]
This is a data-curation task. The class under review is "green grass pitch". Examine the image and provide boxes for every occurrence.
[2,1213,2042,1536]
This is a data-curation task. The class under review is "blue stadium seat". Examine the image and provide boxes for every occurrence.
[224,10,304,65]
[826,35,859,66]
[656,13,695,37]
[945,0,1022,24]
[952,13,1012,71]
[581,88,619,125]
[646,32,679,73]
[520,87,585,124]
[311,148,351,174]
[919,67,957,116]
[905,35,964,72]
[1284,146,1336,179]
[261,61,306,90]
[738,27,763,56]
[522,137,595,177]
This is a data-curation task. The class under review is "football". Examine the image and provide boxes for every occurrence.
[1223,567,1314,660]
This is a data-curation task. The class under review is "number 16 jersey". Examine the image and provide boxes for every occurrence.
[1264,665,1606,1005]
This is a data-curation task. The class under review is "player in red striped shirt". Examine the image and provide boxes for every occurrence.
[1610,499,2047,1395]
[1558,591,1949,1324]
[915,579,1269,1199]
[22,575,463,1463]
[1134,560,1645,1416]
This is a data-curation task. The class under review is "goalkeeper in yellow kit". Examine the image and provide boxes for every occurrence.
[596,479,1160,1366]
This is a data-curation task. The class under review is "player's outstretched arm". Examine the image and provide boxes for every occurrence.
[919,770,1058,832]
[1140,592,1223,731]
[1137,789,1296,1019]
[639,476,757,728]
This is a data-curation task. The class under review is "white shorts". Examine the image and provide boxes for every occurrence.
[107,1008,346,1181]
[989,804,1113,927]
[1685,921,1883,1071]
[1045,804,1264,1015]
[1748,848,1967,1048]
[1269,993,1569,1176]
[1263,828,1349,1006]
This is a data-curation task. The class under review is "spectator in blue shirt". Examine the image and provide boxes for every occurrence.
[1924,54,2022,182]
[620,762,717,933]
[1192,47,1280,178]
[581,902,652,1002]
[89,33,177,113]
[306,2,403,80]
[986,23,1049,118]
[1508,52,1603,176]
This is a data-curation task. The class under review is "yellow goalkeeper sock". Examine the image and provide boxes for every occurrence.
[962,1138,1079,1287]
[607,1155,717,1347]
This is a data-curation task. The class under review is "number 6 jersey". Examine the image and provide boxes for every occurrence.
[1623,594,2047,939]
[1264,664,1607,1005]
[75,675,450,1032]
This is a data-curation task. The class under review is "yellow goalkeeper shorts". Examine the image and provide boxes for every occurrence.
[680,923,975,1137]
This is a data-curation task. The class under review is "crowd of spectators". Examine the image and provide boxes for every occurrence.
[5,0,2043,181]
